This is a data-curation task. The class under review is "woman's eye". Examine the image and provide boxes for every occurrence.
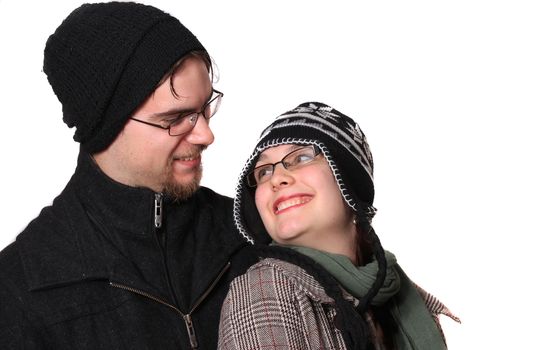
[256,166,272,181]
[287,151,314,166]
[296,154,314,163]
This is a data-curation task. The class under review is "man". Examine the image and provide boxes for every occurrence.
[0,2,252,349]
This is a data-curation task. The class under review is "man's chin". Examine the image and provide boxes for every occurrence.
[162,173,202,202]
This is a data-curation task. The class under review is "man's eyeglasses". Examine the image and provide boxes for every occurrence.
[130,89,223,136]
[247,145,322,187]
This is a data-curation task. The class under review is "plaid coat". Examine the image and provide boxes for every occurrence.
[218,257,348,349]
[218,257,457,350]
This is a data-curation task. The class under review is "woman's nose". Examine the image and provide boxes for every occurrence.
[269,163,294,190]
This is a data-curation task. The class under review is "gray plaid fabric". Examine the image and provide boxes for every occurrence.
[218,258,457,350]
[218,258,347,349]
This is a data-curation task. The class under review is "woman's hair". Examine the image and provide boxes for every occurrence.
[354,217,373,266]
[352,202,386,314]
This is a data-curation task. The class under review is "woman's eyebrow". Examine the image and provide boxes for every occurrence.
[288,144,304,152]
[255,153,268,166]
[256,145,304,164]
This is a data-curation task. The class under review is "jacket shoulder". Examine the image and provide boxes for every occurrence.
[236,257,334,304]
[219,257,345,350]
[0,241,27,293]
[196,186,233,206]
[0,242,37,336]
[194,187,234,223]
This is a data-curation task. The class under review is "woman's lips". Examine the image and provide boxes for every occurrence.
[273,194,313,214]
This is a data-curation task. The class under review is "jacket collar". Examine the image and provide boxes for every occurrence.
[74,150,157,233]
[18,150,246,309]
[17,152,192,293]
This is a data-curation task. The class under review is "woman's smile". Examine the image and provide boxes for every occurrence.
[273,194,313,214]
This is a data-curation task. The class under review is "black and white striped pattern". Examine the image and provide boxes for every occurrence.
[233,102,375,244]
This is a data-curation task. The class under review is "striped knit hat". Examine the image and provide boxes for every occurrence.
[235,101,388,319]
[234,101,377,245]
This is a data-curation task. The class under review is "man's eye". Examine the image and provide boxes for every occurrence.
[160,116,178,124]
[163,114,188,126]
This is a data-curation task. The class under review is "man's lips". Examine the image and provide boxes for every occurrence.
[173,154,201,168]
[273,194,313,214]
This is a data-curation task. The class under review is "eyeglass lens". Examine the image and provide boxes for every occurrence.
[168,92,222,136]
[248,146,318,186]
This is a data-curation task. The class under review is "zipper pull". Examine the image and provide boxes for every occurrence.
[183,314,198,349]
[154,193,163,228]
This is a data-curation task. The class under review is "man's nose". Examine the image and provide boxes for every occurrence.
[186,115,214,146]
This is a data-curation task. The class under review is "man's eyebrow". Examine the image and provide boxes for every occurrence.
[148,108,194,120]
[149,91,214,120]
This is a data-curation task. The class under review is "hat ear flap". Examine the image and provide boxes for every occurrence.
[342,162,375,209]
[242,188,272,245]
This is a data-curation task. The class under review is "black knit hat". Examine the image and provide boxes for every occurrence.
[43,2,206,153]
[234,101,377,245]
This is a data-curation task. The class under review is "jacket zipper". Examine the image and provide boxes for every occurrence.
[109,261,230,349]
[154,193,175,305]
[154,193,163,228]
[110,192,232,348]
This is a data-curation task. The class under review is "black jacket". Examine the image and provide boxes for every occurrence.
[0,151,254,349]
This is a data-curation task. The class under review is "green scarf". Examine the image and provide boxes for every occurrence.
[285,245,447,350]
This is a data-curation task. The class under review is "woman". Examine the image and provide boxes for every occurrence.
[219,102,459,349]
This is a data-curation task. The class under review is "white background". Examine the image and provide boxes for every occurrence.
[1,0,536,348]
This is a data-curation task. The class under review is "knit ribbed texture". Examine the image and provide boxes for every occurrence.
[43,2,206,152]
